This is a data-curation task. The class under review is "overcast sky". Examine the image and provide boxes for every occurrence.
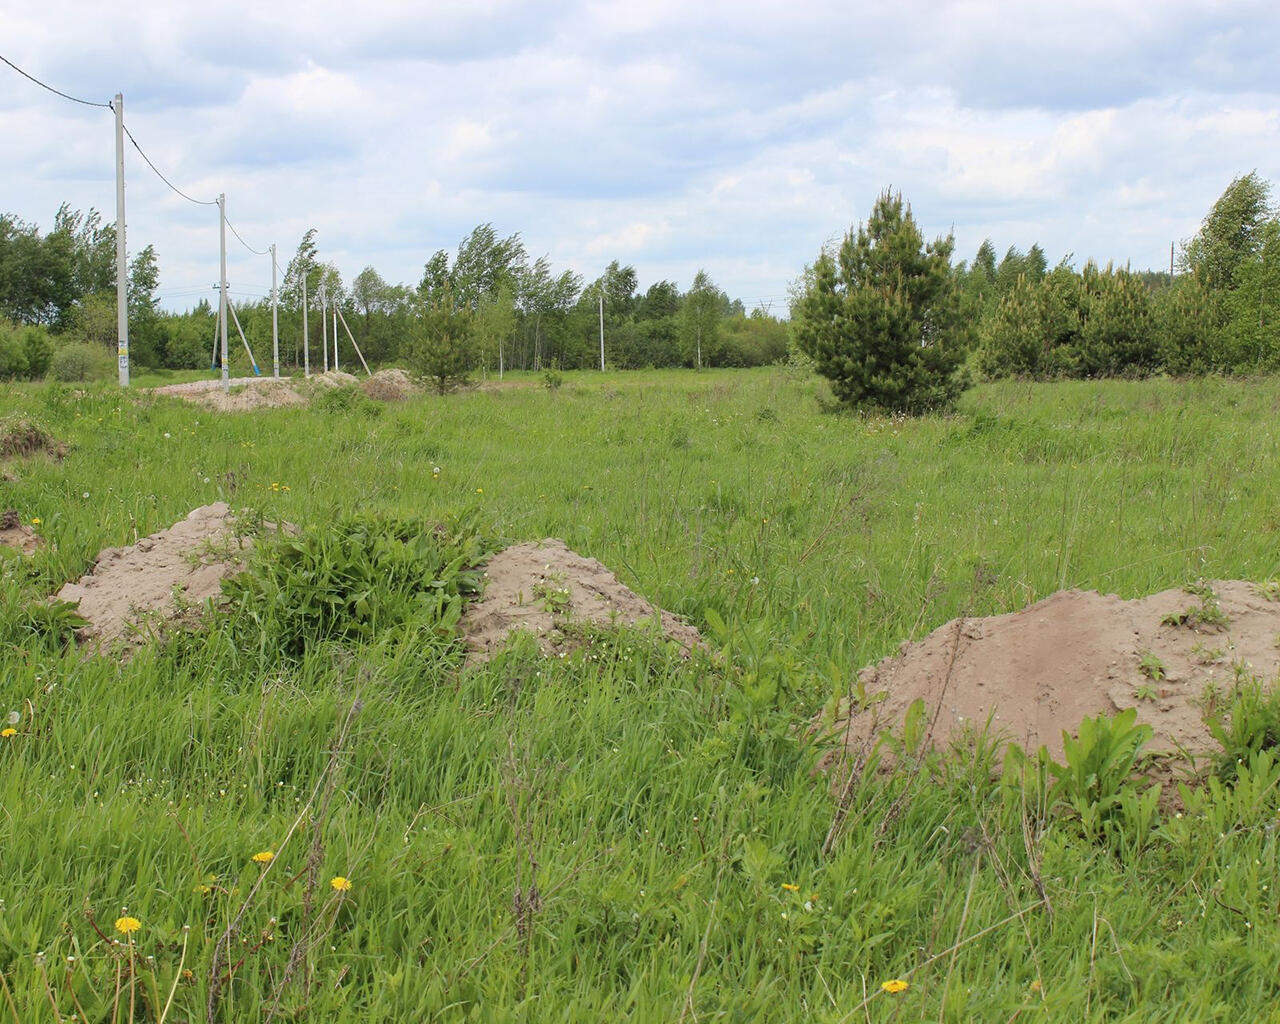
[2,1,1277,313]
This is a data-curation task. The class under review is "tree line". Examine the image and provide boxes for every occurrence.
[4,173,1274,395]
[792,172,1280,412]
[0,216,788,382]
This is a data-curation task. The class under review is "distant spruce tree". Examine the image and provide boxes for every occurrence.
[794,190,971,413]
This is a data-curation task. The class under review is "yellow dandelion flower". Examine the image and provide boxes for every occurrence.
[114,916,141,935]
[251,850,275,864]
[30,517,41,526]
[781,883,799,892]
[476,488,483,494]
[881,979,909,994]
[330,876,352,892]
[0,728,15,738]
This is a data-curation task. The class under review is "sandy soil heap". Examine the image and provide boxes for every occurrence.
[152,371,370,411]
[0,509,42,555]
[825,580,1280,764]
[56,502,257,645]
[1,416,66,460]
[360,368,421,401]
[461,538,702,661]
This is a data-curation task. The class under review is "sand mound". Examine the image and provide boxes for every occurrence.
[461,538,701,661]
[55,503,260,646]
[153,376,307,411]
[152,371,364,411]
[361,368,420,401]
[824,580,1280,764]
[305,370,361,391]
[1,416,66,460]
[0,509,42,555]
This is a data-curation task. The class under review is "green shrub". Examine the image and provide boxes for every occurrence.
[19,325,53,378]
[313,383,380,416]
[48,342,113,382]
[1203,671,1280,781]
[221,510,491,658]
[793,189,971,413]
[978,273,1044,378]
[0,332,28,380]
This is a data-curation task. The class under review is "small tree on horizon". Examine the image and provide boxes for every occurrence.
[794,190,971,413]
[408,284,474,394]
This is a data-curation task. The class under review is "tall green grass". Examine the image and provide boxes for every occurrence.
[1,369,1279,1020]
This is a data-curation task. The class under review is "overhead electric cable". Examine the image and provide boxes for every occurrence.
[226,217,269,256]
[0,53,112,108]
[120,121,218,206]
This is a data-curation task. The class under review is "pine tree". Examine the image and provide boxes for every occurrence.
[794,190,970,413]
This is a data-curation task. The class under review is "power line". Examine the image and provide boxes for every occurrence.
[0,53,112,109]
[226,217,269,256]
[120,121,218,206]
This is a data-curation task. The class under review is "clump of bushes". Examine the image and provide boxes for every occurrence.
[48,342,114,382]
[0,323,54,381]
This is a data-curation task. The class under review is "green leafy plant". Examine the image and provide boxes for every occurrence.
[1138,650,1166,681]
[1202,670,1280,781]
[1162,582,1229,630]
[20,598,89,648]
[531,574,572,616]
[1047,708,1155,842]
[314,383,381,416]
[222,510,490,657]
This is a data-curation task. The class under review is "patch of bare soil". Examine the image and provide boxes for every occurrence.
[152,376,307,412]
[304,370,361,391]
[822,581,1280,765]
[361,368,421,401]
[55,503,262,647]
[152,371,365,411]
[0,508,42,555]
[461,538,702,662]
[0,416,67,460]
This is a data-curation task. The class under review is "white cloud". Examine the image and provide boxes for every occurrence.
[1,0,1277,312]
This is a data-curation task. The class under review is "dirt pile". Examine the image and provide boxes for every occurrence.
[152,370,422,410]
[824,581,1280,764]
[461,539,702,661]
[0,509,42,555]
[152,376,307,411]
[304,370,361,391]
[1,416,66,460]
[55,503,260,646]
[361,368,420,401]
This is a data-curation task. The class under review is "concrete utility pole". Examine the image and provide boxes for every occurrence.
[271,244,279,378]
[320,285,329,373]
[114,93,129,387]
[332,307,338,371]
[218,194,229,393]
[599,293,605,371]
[302,273,310,377]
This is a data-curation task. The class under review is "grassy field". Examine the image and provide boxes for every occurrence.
[2,368,1280,1021]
